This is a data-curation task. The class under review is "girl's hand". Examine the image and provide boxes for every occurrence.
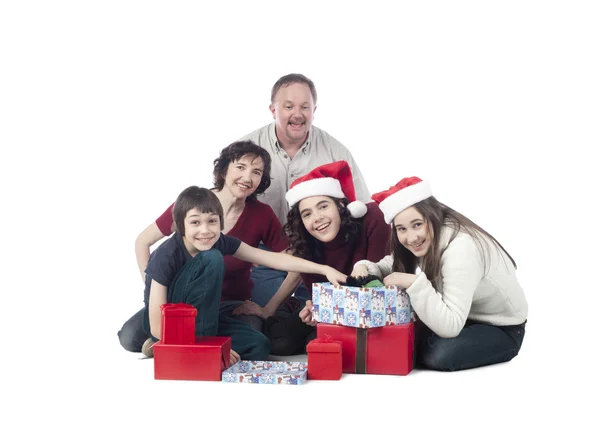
[323,267,347,286]
[383,272,417,289]
[351,264,369,278]
[299,300,317,326]
[230,349,241,365]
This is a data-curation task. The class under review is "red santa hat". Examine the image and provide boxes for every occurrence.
[285,160,368,218]
[371,177,432,224]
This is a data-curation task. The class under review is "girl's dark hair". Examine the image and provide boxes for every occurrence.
[212,141,272,198]
[284,197,361,262]
[173,186,224,234]
[390,196,517,290]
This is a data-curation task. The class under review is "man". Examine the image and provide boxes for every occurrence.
[238,73,371,307]
[240,73,370,225]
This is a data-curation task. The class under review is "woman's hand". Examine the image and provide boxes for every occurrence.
[299,300,317,326]
[350,264,369,278]
[232,300,274,320]
[322,266,347,286]
[383,272,417,289]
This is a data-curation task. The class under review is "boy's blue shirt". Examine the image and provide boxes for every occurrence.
[143,232,241,305]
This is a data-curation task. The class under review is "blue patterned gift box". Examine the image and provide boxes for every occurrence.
[312,282,413,328]
[221,361,308,384]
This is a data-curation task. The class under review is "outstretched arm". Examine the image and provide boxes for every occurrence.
[233,242,346,285]
[135,222,166,282]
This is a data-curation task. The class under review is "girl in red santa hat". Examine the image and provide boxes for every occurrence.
[352,177,528,371]
[261,160,390,355]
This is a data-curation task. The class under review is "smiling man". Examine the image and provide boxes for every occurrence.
[240,73,370,225]
[239,74,371,306]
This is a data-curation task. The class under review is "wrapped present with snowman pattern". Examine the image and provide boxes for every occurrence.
[312,282,413,328]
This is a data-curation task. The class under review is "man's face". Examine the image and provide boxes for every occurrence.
[270,82,316,146]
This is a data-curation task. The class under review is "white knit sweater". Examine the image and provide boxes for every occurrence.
[355,226,528,338]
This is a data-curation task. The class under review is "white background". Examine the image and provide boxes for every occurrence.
[1,1,598,438]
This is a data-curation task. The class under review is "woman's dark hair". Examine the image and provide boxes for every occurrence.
[212,141,272,198]
[390,196,516,290]
[284,196,361,262]
[173,186,224,234]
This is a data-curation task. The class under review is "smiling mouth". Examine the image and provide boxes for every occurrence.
[196,237,215,243]
[236,182,251,190]
[412,241,425,250]
[315,223,330,232]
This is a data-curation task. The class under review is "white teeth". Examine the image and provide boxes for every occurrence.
[316,223,329,231]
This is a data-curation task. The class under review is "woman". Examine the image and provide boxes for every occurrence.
[117,140,290,356]
[259,160,390,355]
[352,176,528,371]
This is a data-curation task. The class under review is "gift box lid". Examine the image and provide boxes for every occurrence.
[306,339,342,353]
[161,303,197,316]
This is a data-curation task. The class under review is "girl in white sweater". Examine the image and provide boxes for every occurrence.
[353,177,528,371]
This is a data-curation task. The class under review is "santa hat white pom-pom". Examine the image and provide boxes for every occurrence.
[347,201,367,218]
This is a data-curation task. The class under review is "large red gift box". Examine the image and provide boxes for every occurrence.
[154,336,231,381]
[316,322,414,375]
[306,339,342,380]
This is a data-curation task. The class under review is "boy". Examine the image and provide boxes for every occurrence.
[143,186,346,363]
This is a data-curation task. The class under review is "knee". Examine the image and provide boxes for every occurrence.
[243,332,271,361]
[201,249,224,266]
[418,338,461,372]
[117,324,142,352]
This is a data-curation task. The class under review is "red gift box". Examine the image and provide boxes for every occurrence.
[160,303,197,345]
[306,339,342,380]
[154,336,231,381]
[317,323,414,376]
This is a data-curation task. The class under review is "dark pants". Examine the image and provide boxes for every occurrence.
[263,297,316,356]
[120,249,269,360]
[415,319,526,372]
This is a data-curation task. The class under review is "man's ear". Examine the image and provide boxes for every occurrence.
[269,104,276,119]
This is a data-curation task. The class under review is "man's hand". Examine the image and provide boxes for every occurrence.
[323,267,347,287]
[230,349,241,365]
[299,300,317,326]
[350,264,369,278]
[232,300,273,320]
[383,272,417,289]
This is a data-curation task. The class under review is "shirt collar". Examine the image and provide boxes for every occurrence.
[269,122,311,154]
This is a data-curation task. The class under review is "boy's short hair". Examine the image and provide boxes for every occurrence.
[173,186,224,234]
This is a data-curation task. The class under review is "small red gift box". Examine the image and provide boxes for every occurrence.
[154,336,231,381]
[160,303,197,345]
[317,323,414,376]
[306,339,342,380]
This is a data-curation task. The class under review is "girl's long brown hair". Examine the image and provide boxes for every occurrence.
[391,196,516,291]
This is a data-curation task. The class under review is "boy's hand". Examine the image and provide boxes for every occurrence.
[350,264,369,278]
[230,349,241,365]
[232,300,273,320]
[299,300,317,326]
[322,267,347,287]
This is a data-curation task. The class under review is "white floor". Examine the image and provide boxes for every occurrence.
[43,326,582,439]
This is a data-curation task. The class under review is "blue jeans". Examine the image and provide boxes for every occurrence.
[130,249,269,360]
[416,319,526,371]
[250,244,310,307]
